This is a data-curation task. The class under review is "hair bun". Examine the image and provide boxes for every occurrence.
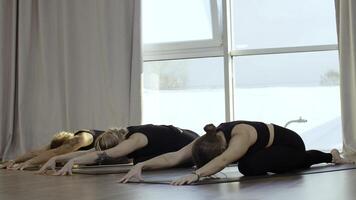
[204,124,217,136]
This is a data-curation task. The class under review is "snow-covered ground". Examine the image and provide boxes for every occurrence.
[142,86,342,151]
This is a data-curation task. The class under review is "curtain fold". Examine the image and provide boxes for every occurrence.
[335,0,356,160]
[0,0,142,160]
[129,0,142,125]
[0,0,17,159]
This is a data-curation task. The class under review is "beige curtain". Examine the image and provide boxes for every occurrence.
[0,0,142,160]
[0,0,17,159]
[335,0,356,160]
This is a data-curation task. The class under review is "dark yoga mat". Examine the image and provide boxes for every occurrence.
[0,163,133,172]
[73,164,133,174]
[126,163,356,185]
[73,165,196,175]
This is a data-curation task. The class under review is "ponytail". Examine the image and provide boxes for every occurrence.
[204,124,217,136]
[192,123,226,168]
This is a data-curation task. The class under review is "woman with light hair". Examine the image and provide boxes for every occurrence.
[37,124,199,175]
[1,129,108,170]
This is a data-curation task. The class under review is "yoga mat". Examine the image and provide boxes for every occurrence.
[294,163,356,175]
[72,164,133,174]
[0,163,133,172]
[73,165,198,175]
[126,163,356,185]
[75,163,133,169]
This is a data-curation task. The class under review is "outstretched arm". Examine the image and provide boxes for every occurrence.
[53,133,147,176]
[36,149,93,174]
[142,140,195,170]
[118,139,197,183]
[1,145,49,169]
[12,136,87,170]
[172,131,251,185]
[53,149,94,163]
[13,145,50,163]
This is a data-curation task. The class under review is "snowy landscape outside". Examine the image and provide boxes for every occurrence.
[142,0,341,151]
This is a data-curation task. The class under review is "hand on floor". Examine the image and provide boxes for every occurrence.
[0,160,15,169]
[36,158,57,175]
[9,161,33,170]
[53,160,74,176]
[118,163,144,183]
[170,173,199,186]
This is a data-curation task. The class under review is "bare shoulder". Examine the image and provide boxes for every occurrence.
[231,123,255,135]
[127,132,148,147]
[230,124,257,145]
[73,132,93,146]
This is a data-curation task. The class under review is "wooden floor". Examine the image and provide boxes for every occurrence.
[1,168,356,200]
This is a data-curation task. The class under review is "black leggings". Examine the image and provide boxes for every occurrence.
[238,124,332,176]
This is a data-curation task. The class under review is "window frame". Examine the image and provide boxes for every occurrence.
[142,0,340,126]
[225,0,339,121]
[143,0,224,61]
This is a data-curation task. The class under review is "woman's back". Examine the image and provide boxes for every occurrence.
[126,124,199,163]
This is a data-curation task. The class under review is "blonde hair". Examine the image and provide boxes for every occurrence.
[94,128,128,151]
[50,131,75,149]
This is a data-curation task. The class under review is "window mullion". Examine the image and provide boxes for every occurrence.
[222,0,234,122]
[210,0,222,45]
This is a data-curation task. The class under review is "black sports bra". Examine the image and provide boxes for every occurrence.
[216,121,270,154]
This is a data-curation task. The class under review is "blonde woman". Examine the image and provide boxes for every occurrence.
[1,129,106,170]
[38,124,199,175]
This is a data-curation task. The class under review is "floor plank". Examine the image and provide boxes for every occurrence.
[1,168,355,200]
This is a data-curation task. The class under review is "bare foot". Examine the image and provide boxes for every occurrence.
[331,149,354,164]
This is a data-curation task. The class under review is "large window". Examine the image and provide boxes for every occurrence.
[143,0,214,43]
[143,0,222,61]
[142,58,225,133]
[142,0,224,133]
[233,51,341,149]
[231,0,337,49]
[142,0,341,150]
[231,0,340,150]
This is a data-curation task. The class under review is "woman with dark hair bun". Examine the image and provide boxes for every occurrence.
[37,124,199,175]
[119,121,353,185]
